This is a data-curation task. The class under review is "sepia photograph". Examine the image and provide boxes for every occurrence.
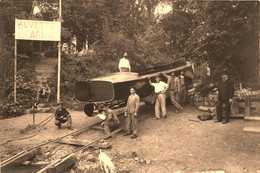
[0,0,259,172]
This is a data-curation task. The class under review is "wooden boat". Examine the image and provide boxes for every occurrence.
[75,61,193,116]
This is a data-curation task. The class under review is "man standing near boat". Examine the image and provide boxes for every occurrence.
[101,104,120,135]
[215,71,234,124]
[124,87,140,139]
[118,52,131,72]
[148,74,169,119]
[179,70,188,106]
[162,72,183,113]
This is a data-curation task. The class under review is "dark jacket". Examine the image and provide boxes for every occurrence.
[55,108,69,121]
[218,79,234,100]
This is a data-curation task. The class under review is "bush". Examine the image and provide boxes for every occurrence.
[1,57,38,118]
[0,102,25,119]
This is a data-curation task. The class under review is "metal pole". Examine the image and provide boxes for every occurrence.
[57,0,62,102]
[14,39,17,103]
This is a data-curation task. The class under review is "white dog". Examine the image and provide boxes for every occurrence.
[99,149,115,173]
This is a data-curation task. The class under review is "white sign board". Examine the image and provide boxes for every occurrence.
[15,19,61,41]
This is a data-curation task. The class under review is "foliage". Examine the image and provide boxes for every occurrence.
[135,24,172,67]
[160,1,259,82]
[5,69,38,107]
[0,0,259,115]
[48,53,106,102]
[1,57,38,118]
[0,102,25,119]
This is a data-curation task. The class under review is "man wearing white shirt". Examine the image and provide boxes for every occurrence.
[148,74,169,119]
[118,52,131,72]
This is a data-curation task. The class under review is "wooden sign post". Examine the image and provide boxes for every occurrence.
[14,18,61,103]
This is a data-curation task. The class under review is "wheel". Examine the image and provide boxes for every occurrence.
[84,104,94,117]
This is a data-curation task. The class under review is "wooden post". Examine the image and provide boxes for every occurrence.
[33,108,35,125]
[245,94,251,117]
[14,39,17,103]
[239,82,243,91]
[57,0,62,102]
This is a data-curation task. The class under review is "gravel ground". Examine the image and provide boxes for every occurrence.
[0,104,259,173]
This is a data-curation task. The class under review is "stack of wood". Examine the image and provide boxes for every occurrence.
[193,92,218,107]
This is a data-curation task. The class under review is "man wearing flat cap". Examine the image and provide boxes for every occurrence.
[54,101,73,130]
[215,71,234,124]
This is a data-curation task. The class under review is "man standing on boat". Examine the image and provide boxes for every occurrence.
[148,74,169,119]
[124,87,140,139]
[119,52,131,72]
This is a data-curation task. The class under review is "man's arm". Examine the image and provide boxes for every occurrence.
[127,59,131,71]
[125,96,129,114]
[63,109,70,118]
[118,59,122,71]
[148,77,153,86]
[54,110,59,119]
[113,113,120,124]
[134,95,140,115]
[161,73,171,85]
[163,82,169,93]
[46,85,51,93]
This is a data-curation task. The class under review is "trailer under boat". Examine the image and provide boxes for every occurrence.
[75,61,194,116]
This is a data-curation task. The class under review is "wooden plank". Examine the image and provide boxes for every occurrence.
[243,126,260,133]
[244,116,260,121]
[1,148,40,171]
[91,125,104,130]
[37,154,77,173]
[57,138,111,149]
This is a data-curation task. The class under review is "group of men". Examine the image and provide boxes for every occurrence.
[53,52,234,138]
[148,71,189,119]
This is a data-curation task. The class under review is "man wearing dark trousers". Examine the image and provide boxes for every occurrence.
[215,72,234,124]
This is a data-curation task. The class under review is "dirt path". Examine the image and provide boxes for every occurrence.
[107,105,260,173]
[0,105,259,173]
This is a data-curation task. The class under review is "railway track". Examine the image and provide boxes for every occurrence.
[1,103,152,173]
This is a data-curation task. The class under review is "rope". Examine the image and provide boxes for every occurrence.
[2,114,55,145]
[20,113,54,135]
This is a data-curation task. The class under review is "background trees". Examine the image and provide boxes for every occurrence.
[0,0,259,109]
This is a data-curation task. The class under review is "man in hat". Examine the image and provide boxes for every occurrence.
[54,101,73,130]
[215,71,234,124]
[118,52,131,72]
[124,87,140,139]
[148,74,169,119]
[101,104,120,136]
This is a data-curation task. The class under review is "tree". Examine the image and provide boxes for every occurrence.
[159,0,259,81]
